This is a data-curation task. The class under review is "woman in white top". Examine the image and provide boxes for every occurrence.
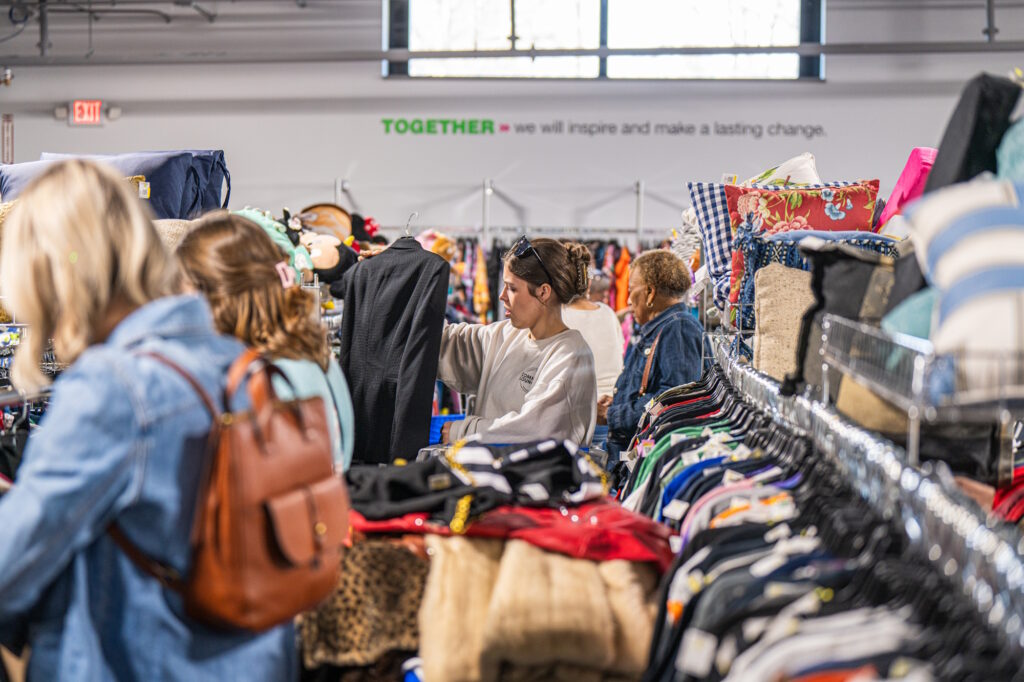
[438,236,597,445]
[561,246,625,397]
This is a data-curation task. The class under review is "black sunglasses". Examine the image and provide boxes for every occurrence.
[510,235,554,285]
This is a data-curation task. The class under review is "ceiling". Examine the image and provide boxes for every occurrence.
[0,0,1022,67]
[0,0,384,64]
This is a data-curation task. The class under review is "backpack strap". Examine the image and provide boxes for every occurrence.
[108,525,186,591]
[226,348,264,408]
[143,351,221,419]
[639,330,664,397]
[107,349,241,592]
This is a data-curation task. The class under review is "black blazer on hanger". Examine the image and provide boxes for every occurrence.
[338,237,450,464]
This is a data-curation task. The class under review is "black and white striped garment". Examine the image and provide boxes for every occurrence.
[446,439,607,507]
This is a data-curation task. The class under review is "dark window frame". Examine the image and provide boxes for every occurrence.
[386,0,824,81]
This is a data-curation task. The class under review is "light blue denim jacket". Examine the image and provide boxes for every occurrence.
[0,295,297,681]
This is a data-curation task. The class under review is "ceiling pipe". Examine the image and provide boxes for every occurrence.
[983,0,999,41]
[36,0,48,56]
[172,1,216,23]
[46,6,173,22]
[3,40,1024,67]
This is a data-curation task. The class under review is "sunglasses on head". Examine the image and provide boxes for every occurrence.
[509,235,554,285]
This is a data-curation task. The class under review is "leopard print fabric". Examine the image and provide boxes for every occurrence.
[298,538,429,669]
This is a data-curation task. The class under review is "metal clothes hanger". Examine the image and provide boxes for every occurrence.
[404,211,418,238]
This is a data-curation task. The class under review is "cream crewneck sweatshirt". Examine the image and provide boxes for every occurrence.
[438,321,597,445]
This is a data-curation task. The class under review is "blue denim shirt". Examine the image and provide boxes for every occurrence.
[0,295,297,681]
[606,302,704,448]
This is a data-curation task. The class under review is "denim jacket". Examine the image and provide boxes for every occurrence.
[0,295,296,681]
[606,302,704,449]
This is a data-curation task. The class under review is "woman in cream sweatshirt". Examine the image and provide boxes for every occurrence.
[438,238,597,445]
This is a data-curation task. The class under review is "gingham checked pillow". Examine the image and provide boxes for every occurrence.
[689,152,823,309]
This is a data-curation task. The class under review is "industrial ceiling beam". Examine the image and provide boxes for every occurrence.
[1,40,1024,66]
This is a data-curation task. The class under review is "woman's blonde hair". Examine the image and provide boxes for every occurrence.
[0,160,176,390]
[176,212,330,370]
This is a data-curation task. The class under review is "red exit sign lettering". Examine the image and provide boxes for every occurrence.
[70,100,103,126]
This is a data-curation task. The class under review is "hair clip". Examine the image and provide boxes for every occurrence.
[275,261,296,289]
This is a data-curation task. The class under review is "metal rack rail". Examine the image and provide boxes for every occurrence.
[820,313,1024,466]
[711,332,1024,660]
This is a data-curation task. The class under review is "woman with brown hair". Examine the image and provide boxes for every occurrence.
[177,212,354,470]
[437,236,597,445]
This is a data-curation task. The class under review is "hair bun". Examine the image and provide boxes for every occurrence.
[564,242,591,297]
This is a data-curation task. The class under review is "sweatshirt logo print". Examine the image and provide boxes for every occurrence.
[519,369,537,392]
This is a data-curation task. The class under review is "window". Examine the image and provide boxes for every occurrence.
[386,0,823,80]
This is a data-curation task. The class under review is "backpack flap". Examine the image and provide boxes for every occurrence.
[266,476,350,568]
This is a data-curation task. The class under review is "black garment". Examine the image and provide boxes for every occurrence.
[0,431,27,482]
[925,73,1022,193]
[346,440,603,522]
[487,239,504,321]
[339,237,449,464]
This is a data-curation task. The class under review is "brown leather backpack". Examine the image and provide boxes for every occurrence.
[110,349,350,632]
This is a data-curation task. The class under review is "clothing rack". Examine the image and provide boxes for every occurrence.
[0,387,50,410]
[710,332,1024,659]
[376,225,672,247]
[820,313,1024,467]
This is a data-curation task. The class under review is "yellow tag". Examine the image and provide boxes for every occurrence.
[138,181,151,199]
[687,575,702,594]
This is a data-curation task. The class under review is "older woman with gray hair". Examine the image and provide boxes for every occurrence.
[598,249,703,459]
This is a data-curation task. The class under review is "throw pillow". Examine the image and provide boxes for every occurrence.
[725,180,881,312]
[753,263,814,381]
[688,152,822,309]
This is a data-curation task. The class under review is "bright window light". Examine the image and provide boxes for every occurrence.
[408,0,600,78]
[607,0,801,79]
[395,0,813,80]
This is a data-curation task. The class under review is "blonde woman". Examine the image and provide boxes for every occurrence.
[0,160,296,680]
[176,212,354,470]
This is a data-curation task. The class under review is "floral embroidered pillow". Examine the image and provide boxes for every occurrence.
[724,180,880,314]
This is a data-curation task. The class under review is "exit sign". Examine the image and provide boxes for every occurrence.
[69,100,103,126]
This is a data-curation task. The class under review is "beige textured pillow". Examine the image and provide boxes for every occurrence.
[753,263,815,381]
[153,218,197,253]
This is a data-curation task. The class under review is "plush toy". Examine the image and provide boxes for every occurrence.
[299,229,358,284]
[233,207,313,281]
[351,213,380,242]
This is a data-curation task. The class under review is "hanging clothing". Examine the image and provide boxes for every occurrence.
[488,240,504,322]
[437,321,597,445]
[603,245,618,308]
[614,247,632,311]
[472,244,490,319]
[562,303,625,397]
[339,237,450,464]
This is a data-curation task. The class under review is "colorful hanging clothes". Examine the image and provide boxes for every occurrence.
[614,247,632,312]
[473,244,490,320]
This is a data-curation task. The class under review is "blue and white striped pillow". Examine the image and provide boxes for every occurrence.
[905,179,1024,397]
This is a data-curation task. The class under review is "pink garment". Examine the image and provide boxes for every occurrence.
[878,147,938,228]
[622,313,634,352]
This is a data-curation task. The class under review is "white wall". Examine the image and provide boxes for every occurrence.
[1,0,1023,234]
